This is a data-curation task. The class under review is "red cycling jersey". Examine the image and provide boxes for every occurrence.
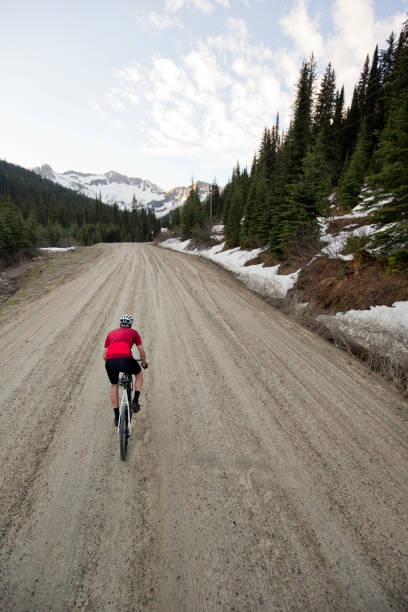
[104,328,142,360]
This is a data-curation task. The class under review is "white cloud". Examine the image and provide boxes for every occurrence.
[95,2,406,172]
[241,0,266,6]
[326,0,406,101]
[280,0,323,58]
[147,11,183,29]
[106,90,125,112]
[226,17,249,39]
[87,97,125,131]
[165,0,230,13]
[107,18,286,167]
[116,62,143,84]
[184,45,230,92]
[88,97,109,120]
[279,0,406,102]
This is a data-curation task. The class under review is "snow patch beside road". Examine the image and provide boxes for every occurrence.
[39,247,76,252]
[160,208,407,366]
[334,301,408,331]
[160,238,300,298]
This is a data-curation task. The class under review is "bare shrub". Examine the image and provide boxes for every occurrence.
[279,233,325,274]
[325,214,373,236]
[296,254,408,312]
[154,230,178,244]
[342,234,371,255]
[190,225,220,249]
[317,316,408,395]
[269,288,408,396]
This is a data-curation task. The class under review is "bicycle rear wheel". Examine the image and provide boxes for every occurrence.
[119,410,128,461]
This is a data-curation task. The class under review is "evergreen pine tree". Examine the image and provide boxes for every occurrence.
[358,54,370,112]
[342,86,362,161]
[313,62,336,136]
[329,86,345,182]
[290,55,316,174]
[23,211,39,249]
[171,207,181,230]
[339,122,372,209]
[250,153,257,178]
[365,45,383,153]
[224,164,249,248]
[267,137,293,257]
[181,185,202,239]
[241,171,269,248]
[369,20,408,268]
[279,133,331,253]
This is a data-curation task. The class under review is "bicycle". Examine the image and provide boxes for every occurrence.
[117,359,148,461]
[118,372,133,461]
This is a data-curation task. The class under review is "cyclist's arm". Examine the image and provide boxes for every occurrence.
[136,343,147,368]
[103,348,107,361]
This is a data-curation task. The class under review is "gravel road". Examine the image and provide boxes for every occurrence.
[1,243,407,611]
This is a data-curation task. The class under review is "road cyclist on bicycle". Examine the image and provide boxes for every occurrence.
[103,314,148,426]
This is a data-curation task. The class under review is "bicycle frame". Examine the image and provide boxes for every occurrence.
[118,374,132,439]
[116,359,143,459]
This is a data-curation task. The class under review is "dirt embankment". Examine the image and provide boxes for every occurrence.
[0,245,104,324]
[296,253,408,311]
[233,205,408,314]
[1,243,408,611]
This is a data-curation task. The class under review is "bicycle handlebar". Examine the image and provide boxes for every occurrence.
[135,358,148,369]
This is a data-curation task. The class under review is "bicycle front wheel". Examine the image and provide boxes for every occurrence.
[119,412,128,461]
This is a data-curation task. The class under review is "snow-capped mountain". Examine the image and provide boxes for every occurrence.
[32,164,210,218]
[33,164,165,209]
[153,181,212,217]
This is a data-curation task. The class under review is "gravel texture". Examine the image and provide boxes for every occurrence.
[1,243,407,611]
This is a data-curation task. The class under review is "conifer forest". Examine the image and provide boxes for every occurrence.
[1,19,407,271]
[0,160,161,260]
[171,19,407,272]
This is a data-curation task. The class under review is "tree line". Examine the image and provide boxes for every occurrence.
[167,18,407,271]
[0,160,161,259]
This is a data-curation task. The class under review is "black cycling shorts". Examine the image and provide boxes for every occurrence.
[105,357,141,384]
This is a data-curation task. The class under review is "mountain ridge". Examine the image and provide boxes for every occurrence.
[32,164,211,217]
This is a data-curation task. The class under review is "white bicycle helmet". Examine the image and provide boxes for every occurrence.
[120,313,133,328]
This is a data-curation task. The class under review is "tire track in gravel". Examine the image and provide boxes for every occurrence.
[145,244,408,611]
[0,251,123,541]
[0,245,160,611]
[1,243,408,611]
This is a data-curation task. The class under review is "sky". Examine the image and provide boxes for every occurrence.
[0,0,406,190]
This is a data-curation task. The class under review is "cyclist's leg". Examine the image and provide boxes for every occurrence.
[105,359,121,425]
[110,384,119,408]
[131,359,143,412]
[134,371,143,392]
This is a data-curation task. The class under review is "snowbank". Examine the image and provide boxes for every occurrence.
[160,238,300,298]
[320,224,377,261]
[319,302,408,363]
[319,194,394,262]
[335,301,408,331]
[39,247,76,252]
[160,192,407,369]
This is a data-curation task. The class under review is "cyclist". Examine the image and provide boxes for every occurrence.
[103,314,148,426]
